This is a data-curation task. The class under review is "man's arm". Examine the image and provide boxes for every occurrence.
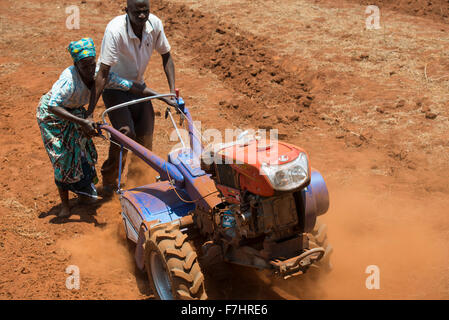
[86,63,111,117]
[128,83,177,107]
[161,52,175,94]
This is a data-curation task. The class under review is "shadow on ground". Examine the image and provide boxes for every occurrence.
[38,197,111,227]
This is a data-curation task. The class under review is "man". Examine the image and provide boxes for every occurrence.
[89,0,176,196]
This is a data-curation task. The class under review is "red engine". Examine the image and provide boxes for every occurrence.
[198,133,330,277]
[201,134,313,242]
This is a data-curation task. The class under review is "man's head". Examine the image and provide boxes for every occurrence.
[126,0,150,30]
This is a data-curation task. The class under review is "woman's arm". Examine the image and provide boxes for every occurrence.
[86,63,111,117]
[50,106,96,136]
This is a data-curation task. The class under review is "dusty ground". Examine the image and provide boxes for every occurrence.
[0,0,448,299]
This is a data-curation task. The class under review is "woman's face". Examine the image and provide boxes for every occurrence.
[75,56,96,84]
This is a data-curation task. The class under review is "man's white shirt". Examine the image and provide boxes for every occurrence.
[99,14,171,84]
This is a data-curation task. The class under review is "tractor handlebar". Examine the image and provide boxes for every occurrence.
[100,93,179,124]
[96,90,202,158]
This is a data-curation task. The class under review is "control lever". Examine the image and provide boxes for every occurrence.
[175,88,185,126]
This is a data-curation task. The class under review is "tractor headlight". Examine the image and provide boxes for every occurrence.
[261,152,309,191]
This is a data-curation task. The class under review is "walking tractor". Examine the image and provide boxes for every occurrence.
[97,90,332,300]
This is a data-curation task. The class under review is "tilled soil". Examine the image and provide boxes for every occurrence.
[0,0,448,299]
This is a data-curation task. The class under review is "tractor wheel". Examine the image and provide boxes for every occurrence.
[144,223,207,300]
[307,219,333,272]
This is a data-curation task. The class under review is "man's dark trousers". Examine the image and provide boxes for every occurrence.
[101,88,155,187]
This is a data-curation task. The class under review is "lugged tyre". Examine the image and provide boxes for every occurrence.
[144,223,207,300]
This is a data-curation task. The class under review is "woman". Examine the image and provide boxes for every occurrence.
[37,38,174,218]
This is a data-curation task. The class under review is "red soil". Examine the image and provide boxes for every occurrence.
[0,0,448,299]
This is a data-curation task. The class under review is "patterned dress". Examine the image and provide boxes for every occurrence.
[37,65,132,197]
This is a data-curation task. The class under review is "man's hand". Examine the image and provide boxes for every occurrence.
[161,96,178,108]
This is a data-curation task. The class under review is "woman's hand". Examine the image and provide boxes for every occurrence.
[80,118,97,137]
[50,106,98,137]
